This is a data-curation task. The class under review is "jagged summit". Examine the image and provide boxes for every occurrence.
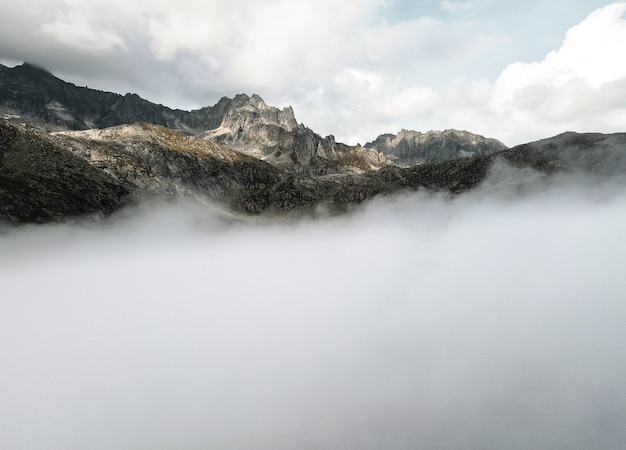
[203,92,344,167]
[216,92,298,132]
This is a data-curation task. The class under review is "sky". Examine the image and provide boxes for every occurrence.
[2,171,626,449]
[1,1,625,145]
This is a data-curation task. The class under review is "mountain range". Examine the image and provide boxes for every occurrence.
[1,62,625,223]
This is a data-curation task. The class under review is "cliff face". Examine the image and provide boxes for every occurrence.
[203,93,386,173]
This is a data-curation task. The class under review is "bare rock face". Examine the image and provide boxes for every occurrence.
[204,94,299,157]
[202,94,386,173]
[365,129,508,167]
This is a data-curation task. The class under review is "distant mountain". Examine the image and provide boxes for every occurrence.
[365,129,507,167]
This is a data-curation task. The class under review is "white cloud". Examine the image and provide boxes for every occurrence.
[121,0,496,142]
[41,1,127,53]
[446,2,626,145]
[441,1,475,13]
[493,2,626,102]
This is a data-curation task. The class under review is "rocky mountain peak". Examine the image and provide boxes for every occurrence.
[219,93,298,132]
[198,94,385,172]
[249,93,268,109]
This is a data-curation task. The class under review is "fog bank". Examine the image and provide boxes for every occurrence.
[1,181,626,449]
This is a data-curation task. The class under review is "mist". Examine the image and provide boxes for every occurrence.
[2,173,626,450]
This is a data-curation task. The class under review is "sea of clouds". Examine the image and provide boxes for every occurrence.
[1,174,626,449]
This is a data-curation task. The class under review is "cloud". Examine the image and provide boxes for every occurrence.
[1,1,624,145]
[41,10,126,52]
[143,0,382,87]
[1,174,626,450]
[446,2,626,145]
[494,2,626,99]
[441,1,475,13]
[36,0,134,53]
[297,68,440,142]
[0,0,504,143]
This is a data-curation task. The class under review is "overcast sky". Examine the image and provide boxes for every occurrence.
[1,1,625,145]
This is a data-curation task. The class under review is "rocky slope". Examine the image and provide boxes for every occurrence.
[0,120,129,222]
[2,116,624,224]
[365,129,508,167]
[2,62,624,224]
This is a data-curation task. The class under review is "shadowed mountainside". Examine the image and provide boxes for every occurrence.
[2,116,624,223]
[1,62,624,224]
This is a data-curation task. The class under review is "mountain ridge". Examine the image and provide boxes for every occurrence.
[1,62,625,224]
[0,62,505,171]
[2,116,625,223]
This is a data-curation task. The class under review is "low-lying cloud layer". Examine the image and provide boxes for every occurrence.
[2,173,626,449]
